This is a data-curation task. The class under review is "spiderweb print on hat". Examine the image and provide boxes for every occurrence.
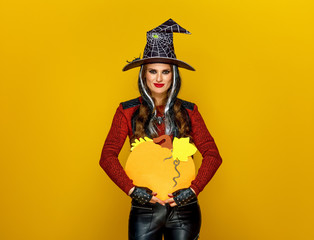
[143,18,191,59]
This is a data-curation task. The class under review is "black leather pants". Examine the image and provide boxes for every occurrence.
[128,198,201,240]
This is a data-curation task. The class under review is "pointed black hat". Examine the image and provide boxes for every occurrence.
[122,18,195,71]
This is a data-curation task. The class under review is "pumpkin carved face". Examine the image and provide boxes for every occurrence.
[125,135,197,200]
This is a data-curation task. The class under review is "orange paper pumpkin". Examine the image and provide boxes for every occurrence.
[125,135,197,200]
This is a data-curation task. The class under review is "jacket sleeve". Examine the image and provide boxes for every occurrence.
[189,104,223,196]
[99,104,135,195]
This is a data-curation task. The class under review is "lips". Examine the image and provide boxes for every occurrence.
[154,83,165,88]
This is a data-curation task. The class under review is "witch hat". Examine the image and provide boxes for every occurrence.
[122,18,195,71]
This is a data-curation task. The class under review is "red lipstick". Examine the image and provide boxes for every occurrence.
[154,83,165,88]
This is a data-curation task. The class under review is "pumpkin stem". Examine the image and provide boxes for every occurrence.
[153,134,173,149]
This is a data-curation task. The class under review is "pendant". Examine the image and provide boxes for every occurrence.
[156,116,164,125]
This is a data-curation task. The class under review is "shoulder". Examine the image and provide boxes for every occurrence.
[177,98,196,111]
[113,97,142,123]
[120,96,141,110]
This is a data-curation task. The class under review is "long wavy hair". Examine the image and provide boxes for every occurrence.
[130,64,193,144]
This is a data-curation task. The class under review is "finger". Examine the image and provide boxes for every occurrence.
[168,193,174,197]
[164,198,174,204]
[149,196,158,204]
[149,195,158,202]
[152,192,157,196]
[153,197,165,206]
[170,202,177,207]
[149,195,158,203]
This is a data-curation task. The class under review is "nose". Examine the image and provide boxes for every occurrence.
[156,72,163,82]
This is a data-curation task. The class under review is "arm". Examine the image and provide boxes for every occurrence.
[99,104,135,195]
[189,104,223,196]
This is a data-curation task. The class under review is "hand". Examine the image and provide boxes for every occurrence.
[149,191,166,206]
[129,186,165,206]
[164,192,177,207]
[164,187,196,207]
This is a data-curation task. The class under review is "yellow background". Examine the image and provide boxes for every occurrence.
[1,0,313,239]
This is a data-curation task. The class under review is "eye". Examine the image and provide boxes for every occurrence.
[149,70,157,74]
[163,70,170,74]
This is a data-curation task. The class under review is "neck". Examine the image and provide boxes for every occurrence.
[152,93,167,106]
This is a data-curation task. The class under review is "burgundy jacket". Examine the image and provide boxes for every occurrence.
[99,96,223,196]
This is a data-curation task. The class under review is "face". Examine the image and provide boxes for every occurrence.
[144,63,173,98]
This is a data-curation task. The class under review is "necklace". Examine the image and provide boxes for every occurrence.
[156,115,165,125]
[155,105,165,125]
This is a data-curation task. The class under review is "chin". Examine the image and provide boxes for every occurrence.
[152,89,167,94]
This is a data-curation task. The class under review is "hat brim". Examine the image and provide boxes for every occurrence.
[122,57,195,71]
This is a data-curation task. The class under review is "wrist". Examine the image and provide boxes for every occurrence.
[128,186,135,196]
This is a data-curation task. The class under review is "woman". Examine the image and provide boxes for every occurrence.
[99,19,223,240]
